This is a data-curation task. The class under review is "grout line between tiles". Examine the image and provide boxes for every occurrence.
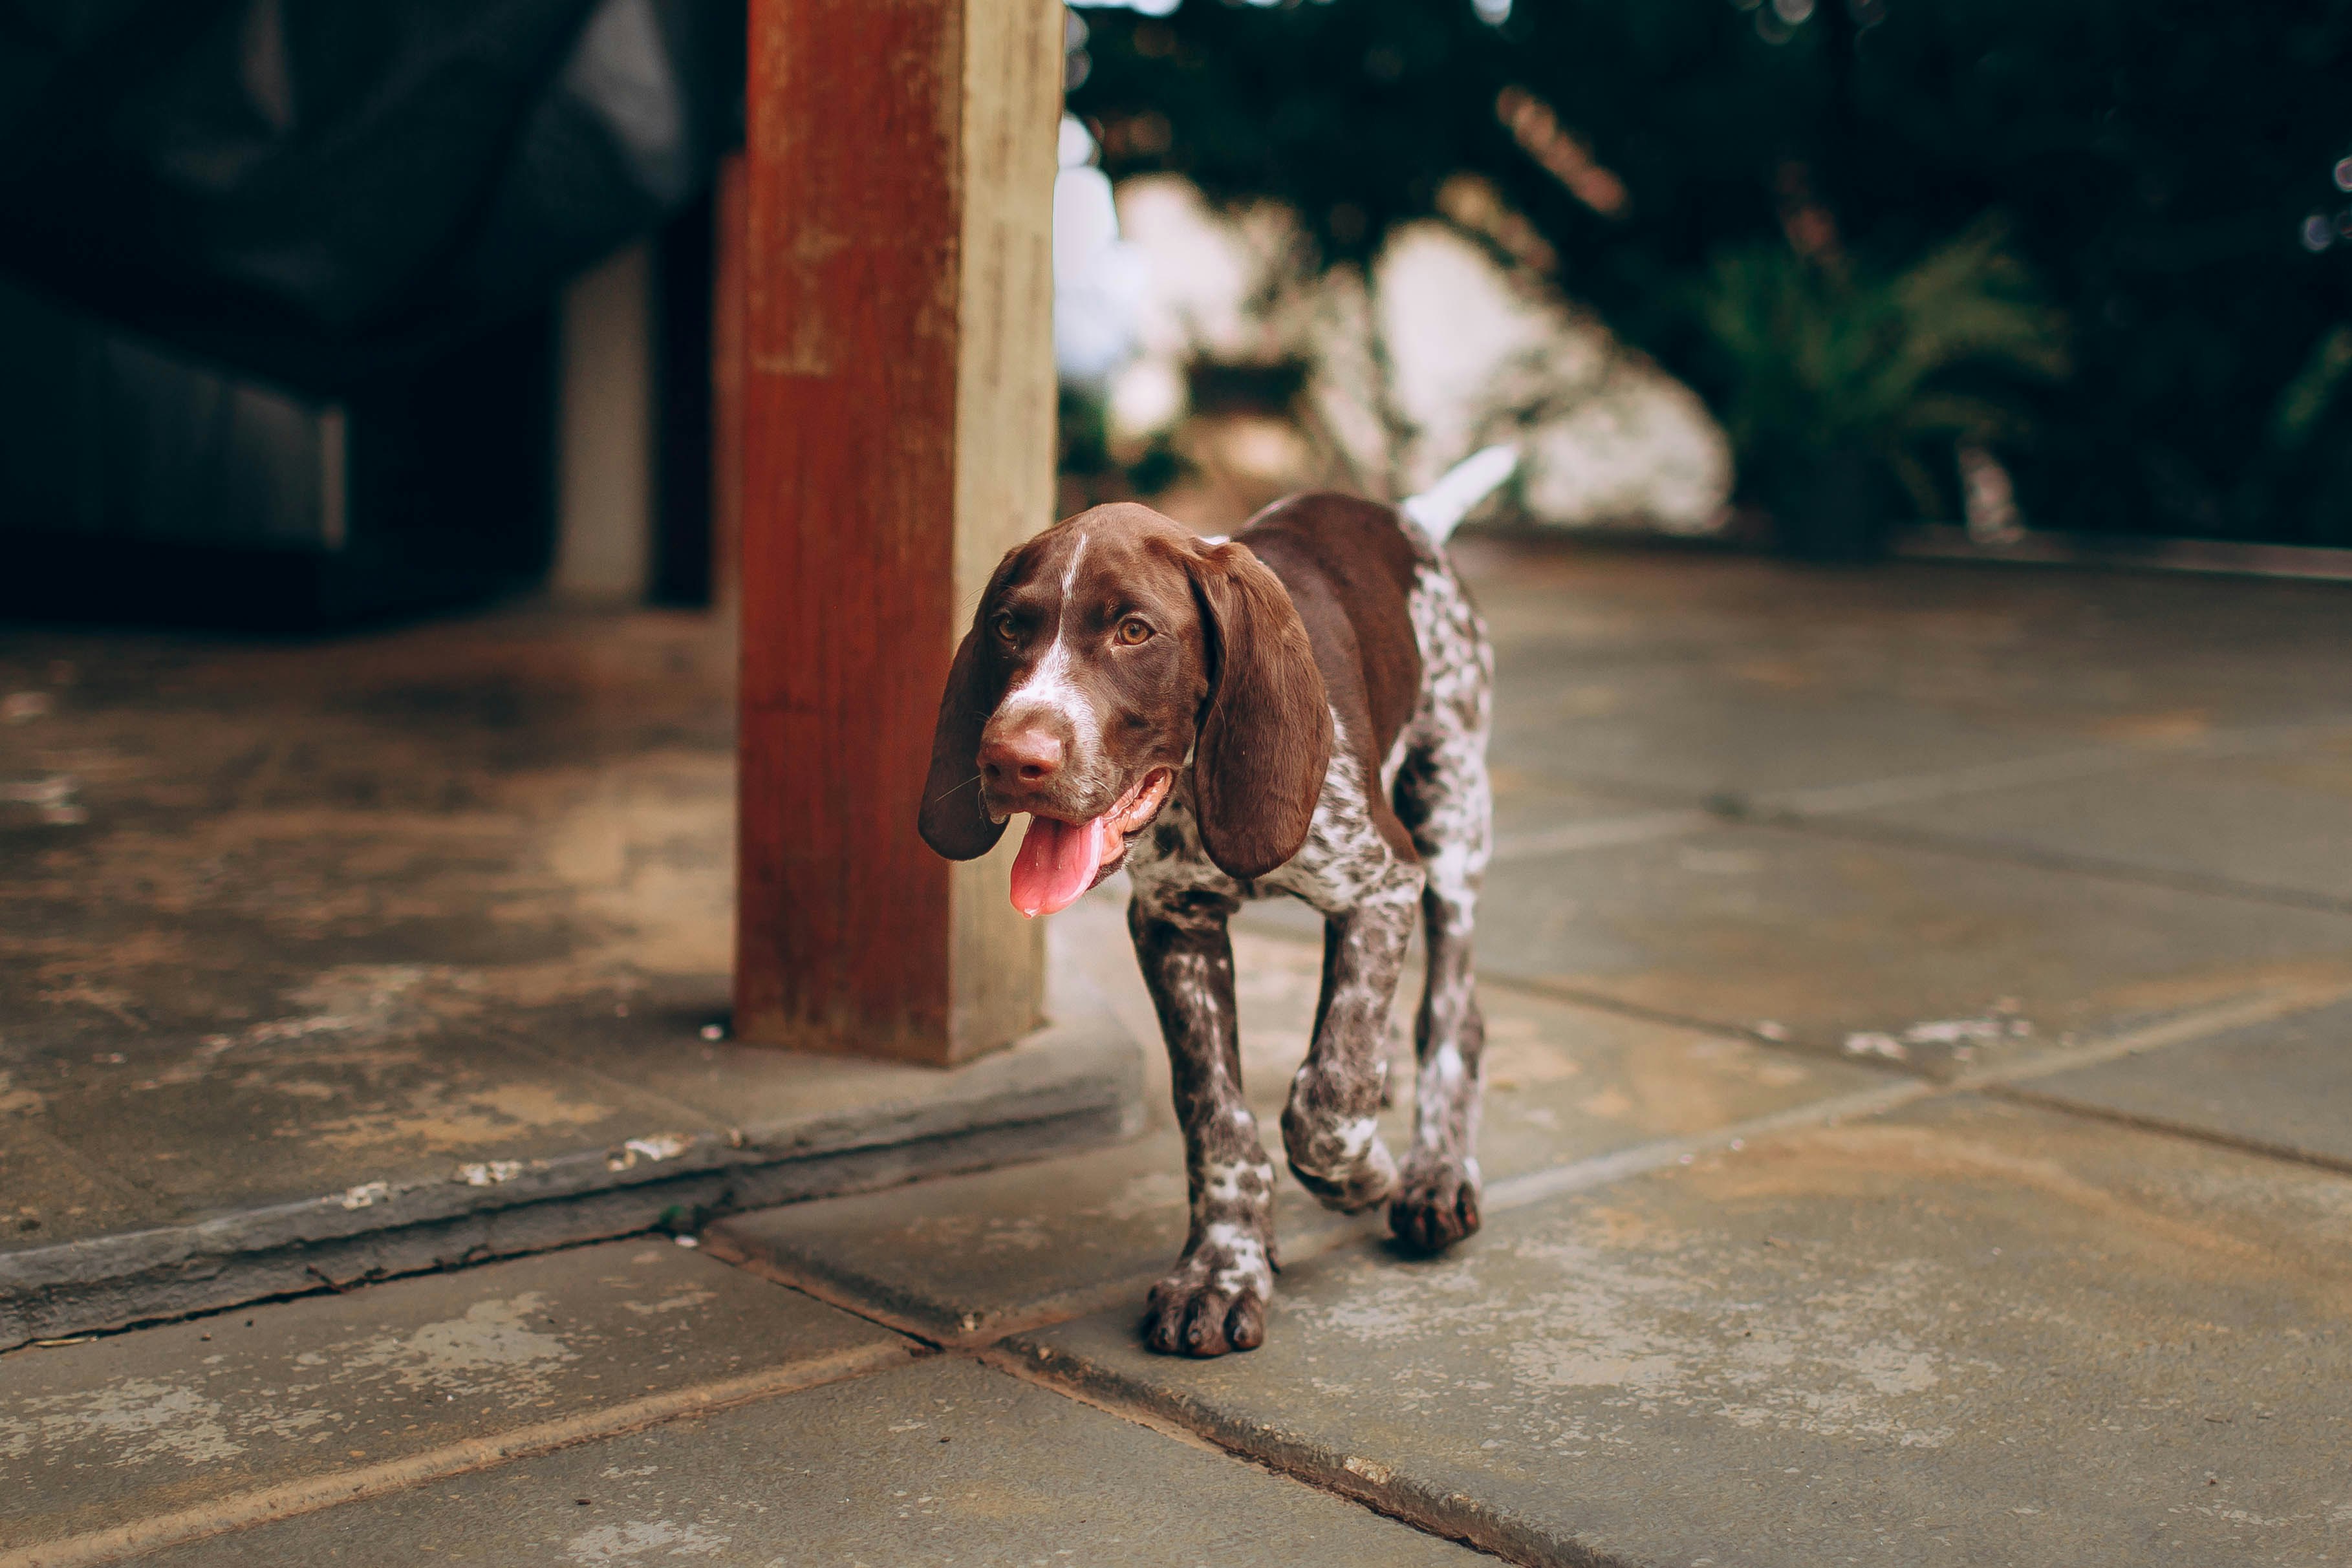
[986,1340,1601,1568]
[1952,985,2352,1090]
[1491,715,2352,919]
[1235,918,1796,1055]
[1980,1085,2352,1179]
[1479,1078,1940,1216]
[973,1343,1527,1563]
[1754,813,2352,917]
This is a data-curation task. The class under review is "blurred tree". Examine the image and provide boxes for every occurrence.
[1069,0,2352,547]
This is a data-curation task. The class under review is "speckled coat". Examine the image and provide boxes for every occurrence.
[1121,495,1494,1357]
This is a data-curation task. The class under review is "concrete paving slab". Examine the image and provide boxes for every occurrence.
[1473,821,2352,1073]
[0,1239,909,1561]
[0,614,1145,1346]
[1466,548,2352,889]
[1487,656,2097,810]
[1010,1093,2352,1568]
[0,986,1139,1349]
[1843,741,2352,908]
[1488,771,1687,849]
[11,994,714,1249]
[137,1356,1482,1568]
[1457,539,2352,747]
[0,1121,151,1254]
[2018,996,2352,1170]
[710,953,1884,1345]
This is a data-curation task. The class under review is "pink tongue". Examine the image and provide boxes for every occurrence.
[1008,814,1111,918]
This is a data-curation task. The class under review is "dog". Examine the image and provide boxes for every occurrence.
[918,447,1513,1357]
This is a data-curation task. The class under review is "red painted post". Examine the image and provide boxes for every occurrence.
[736,0,1061,1062]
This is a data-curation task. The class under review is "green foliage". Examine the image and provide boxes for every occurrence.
[1057,385,1189,497]
[2268,325,2352,453]
[1694,218,2068,515]
[1071,0,2352,546]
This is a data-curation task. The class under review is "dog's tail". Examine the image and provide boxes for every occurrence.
[1400,444,1518,547]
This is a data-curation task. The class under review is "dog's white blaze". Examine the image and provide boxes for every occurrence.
[998,530,1097,759]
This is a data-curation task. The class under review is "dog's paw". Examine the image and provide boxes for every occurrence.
[1282,1110,1397,1214]
[1388,1156,1482,1253]
[1141,1235,1273,1357]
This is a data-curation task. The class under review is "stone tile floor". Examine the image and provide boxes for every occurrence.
[5,541,2350,1565]
[0,612,1142,1346]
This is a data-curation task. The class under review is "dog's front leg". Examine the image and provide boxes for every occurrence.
[1282,877,1419,1213]
[1130,888,1277,1357]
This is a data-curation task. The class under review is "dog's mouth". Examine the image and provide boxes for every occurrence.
[1007,768,1174,918]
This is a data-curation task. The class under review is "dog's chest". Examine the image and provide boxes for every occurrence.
[1126,736,1394,918]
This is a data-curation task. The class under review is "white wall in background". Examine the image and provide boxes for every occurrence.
[1055,116,1146,389]
[555,239,654,601]
[1369,224,1731,530]
[1102,177,1732,532]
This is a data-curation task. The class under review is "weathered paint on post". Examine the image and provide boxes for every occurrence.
[737,0,1061,1062]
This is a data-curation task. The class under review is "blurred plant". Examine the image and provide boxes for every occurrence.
[1692,215,2067,555]
[1058,383,1187,509]
[2267,324,2352,453]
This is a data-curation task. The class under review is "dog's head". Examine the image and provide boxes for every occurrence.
[918,502,1333,916]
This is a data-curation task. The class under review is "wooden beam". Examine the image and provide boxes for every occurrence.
[736,0,1061,1062]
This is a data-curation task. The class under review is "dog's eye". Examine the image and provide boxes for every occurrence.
[1116,617,1153,646]
[991,612,1019,643]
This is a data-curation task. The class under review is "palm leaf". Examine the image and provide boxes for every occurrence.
[1692,211,2068,506]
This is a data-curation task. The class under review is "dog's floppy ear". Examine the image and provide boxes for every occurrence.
[1190,541,1332,879]
[918,592,1011,861]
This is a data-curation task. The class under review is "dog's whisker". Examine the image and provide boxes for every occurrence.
[929,773,982,806]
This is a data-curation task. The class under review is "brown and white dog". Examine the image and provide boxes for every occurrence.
[918,448,1512,1357]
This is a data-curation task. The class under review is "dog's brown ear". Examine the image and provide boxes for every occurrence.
[917,610,1009,862]
[1191,541,1332,879]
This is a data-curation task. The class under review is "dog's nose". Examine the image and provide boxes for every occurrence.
[979,727,1064,787]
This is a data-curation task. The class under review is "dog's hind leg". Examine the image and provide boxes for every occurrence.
[1130,886,1278,1358]
[1387,574,1493,1251]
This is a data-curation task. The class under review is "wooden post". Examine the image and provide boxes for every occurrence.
[736,0,1061,1062]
